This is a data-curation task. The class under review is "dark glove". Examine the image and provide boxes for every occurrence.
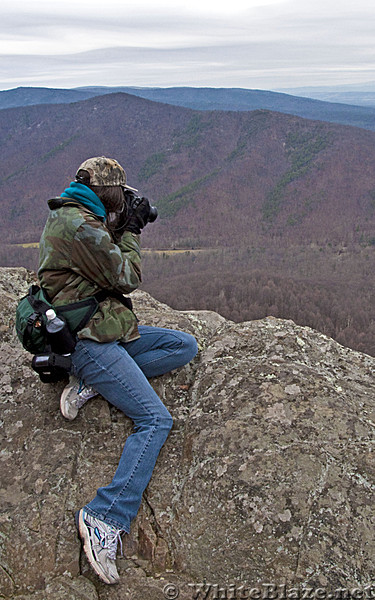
[124,196,151,235]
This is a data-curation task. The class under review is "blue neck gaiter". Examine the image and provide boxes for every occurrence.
[61,181,107,220]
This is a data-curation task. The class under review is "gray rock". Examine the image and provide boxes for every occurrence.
[0,268,374,599]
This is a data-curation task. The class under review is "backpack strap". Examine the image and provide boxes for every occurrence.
[36,285,134,338]
[56,296,100,334]
[54,290,134,335]
[23,311,41,348]
[21,286,51,349]
[42,280,133,312]
[94,289,133,311]
[27,285,51,313]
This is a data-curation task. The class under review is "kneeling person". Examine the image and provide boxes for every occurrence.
[38,156,198,584]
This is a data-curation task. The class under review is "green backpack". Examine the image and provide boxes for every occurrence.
[16,285,105,354]
[16,285,107,383]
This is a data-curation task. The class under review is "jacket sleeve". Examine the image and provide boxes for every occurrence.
[71,219,142,294]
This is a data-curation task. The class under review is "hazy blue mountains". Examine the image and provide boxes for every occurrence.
[1,85,375,131]
[280,82,375,108]
[0,87,96,109]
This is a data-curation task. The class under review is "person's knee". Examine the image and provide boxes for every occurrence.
[159,410,173,433]
[140,408,173,432]
[152,405,173,437]
[180,332,198,364]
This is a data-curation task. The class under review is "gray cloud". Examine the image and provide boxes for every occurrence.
[1,0,375,89]
[1,42,374,90]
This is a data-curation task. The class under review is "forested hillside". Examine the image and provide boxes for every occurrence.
[2,92,375,247]
[141,247,375,357]
[3,85,375,131]
[1,92,375,356]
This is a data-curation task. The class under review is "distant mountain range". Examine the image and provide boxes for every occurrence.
[278,85,375,108]
[290,81,375,92]
[2,91,375,252]
[1,85,375,132]
[0,87,96,109]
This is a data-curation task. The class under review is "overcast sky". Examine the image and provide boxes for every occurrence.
[1,0,375,91]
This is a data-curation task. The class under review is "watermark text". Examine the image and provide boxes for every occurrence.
[162,582,375,600]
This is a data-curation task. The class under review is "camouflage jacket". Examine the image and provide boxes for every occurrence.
[38,198,141,343]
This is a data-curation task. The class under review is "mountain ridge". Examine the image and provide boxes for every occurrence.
[2,91,375,248]
[2,92,375,357]
[1,85,375,131]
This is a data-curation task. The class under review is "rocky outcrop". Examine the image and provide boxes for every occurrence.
[0,267,374,599]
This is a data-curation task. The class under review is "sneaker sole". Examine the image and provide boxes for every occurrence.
[76,509,118,585]
[60,387,78,421]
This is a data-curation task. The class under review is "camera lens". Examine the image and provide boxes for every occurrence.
[34,355,51,367]
[148,206,158,223]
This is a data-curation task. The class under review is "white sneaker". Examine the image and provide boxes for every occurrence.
[60,375,99,420]
[76,508,123,584]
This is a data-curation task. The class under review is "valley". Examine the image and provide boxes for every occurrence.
[1,90,375,356]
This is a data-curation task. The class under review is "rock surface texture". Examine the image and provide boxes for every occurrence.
[0,267,374,599]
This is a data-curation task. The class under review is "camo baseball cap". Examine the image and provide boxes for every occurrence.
[76,156,138,191]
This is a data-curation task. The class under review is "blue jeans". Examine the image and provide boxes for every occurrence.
[70,326,198,532]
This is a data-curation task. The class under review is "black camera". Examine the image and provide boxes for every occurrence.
[124,190,158,224]
[32,353,72,383]
[148,205,158,223]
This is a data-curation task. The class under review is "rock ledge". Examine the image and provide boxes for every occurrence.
[0,267,374,599]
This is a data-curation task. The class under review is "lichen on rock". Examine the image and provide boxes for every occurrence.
[0,268,374,599]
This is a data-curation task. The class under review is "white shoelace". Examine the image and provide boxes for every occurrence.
[75,380,96,408]
[104,529,124,561]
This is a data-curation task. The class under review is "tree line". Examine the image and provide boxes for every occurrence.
[2,243,375,358]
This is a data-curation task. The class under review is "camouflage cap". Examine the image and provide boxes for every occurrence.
[76,156,137,190]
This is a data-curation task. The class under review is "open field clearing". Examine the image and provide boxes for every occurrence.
[13,243,214,255]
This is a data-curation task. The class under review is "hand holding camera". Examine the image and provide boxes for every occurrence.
[124,194,152,235]
[110,191,158,242]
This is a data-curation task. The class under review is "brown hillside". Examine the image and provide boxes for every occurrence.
[2,93,375,358]
[1,92,375,249]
